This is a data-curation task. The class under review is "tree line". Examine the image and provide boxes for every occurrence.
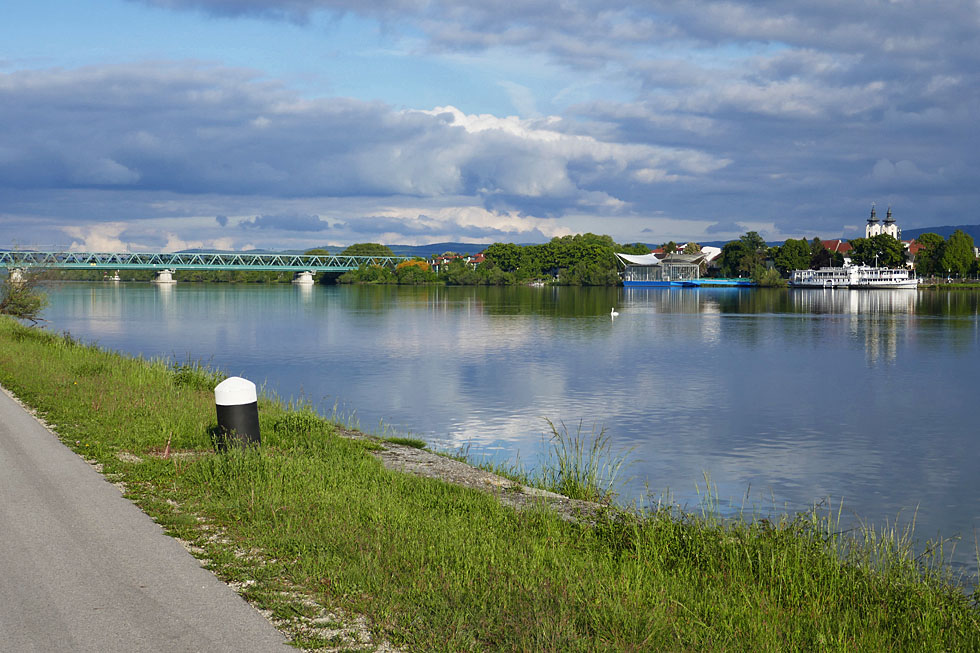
[337,234,650,286]
[339,229,980,286]
[9,229,979,295]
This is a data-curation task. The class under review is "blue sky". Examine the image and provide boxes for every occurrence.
[2,0,978,251]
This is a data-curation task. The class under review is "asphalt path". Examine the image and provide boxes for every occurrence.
[0,385,291,652]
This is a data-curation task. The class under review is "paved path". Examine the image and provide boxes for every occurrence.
[0,385,291,652]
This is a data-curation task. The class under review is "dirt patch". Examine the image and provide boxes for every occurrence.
[336,426,610,523]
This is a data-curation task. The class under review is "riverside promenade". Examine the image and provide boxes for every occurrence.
[0,385,290,652]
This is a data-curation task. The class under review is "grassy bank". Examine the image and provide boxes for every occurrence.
[1,316,978,651]
[920,281,980,290]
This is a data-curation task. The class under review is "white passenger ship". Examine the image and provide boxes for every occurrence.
[790,264,919,289]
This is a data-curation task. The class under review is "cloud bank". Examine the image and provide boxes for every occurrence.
[1,1,977,250]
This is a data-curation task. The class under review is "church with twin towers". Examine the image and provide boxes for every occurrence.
[865,204,901,240]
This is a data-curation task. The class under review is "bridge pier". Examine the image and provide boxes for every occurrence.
[151,269,176,284]
[291,270,316,285]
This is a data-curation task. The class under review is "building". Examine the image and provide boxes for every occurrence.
[430,251,485,273]
[616,252,704,285]
[865,204,900,240]
[821,239,852,255]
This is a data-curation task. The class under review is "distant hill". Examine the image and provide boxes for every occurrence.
[384,243,494,257]
[901,225,980,241]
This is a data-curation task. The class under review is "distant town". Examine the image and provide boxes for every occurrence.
[334,206,980,288]
[4,207,979,288]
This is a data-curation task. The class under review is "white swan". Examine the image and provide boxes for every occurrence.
[610,307,620,317]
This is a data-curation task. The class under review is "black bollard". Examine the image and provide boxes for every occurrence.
[214,376,260,450]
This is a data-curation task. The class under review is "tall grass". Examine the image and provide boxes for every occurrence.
[537,418,632,503]
[2,315,979,651]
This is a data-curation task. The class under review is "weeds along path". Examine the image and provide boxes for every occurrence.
[0,383,292,653]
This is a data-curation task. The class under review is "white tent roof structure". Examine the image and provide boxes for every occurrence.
[615,252,663,266]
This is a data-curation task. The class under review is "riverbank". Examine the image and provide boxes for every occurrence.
[1,316,978,650]
[919,281,980,289]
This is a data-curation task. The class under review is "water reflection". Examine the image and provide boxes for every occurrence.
[790,288,918,315]
[296,283,314,303]
[38,282,980,576]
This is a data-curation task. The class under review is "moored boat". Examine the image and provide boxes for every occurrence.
[789,266,855,288]
[790,264,918,289]
[853,266,919,289]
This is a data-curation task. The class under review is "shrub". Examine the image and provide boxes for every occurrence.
[0,271,48,324]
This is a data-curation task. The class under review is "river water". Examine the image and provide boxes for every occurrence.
[40,282,980,573]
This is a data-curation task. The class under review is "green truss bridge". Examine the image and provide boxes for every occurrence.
[0,251,413,284]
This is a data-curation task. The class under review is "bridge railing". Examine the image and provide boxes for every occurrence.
[0,251,413,272]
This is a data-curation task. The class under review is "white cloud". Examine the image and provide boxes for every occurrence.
[870,158,931,184]
[7,0,980,246]
[64,222,135,252]
[162,233,205,252]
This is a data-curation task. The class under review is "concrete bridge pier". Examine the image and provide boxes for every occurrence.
[291,270,316,285]
[151,269,176,284]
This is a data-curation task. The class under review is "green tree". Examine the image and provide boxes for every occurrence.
[1,271,48,324]
[775,239,811,275]
[540,233,618,282]
[809,237,841,268]
[938,230,976,277]
[483,243,526,272]
[395,264,437,285]
[661,241,678,254]
[738,231,767,274]
[337,265,395,284]
[718,241,747,277]
[441,258,485,285]
[304,248,329,256]
[911,233,944,276]
[752,267,786,287]
[682,242,702,254]
[848,234,905,267]
[618,242,652,255]
[341,243,394,257]
[718,231,767,277]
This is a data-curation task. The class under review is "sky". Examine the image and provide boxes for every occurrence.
[1,0,978,252]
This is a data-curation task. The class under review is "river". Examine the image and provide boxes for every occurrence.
[40,282,980,574]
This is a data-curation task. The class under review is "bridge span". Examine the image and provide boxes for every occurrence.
[0,251,413,284]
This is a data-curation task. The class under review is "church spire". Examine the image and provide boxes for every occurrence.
[868,203,878,223]
[885,206,894,224]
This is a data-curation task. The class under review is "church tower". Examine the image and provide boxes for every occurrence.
[882,206,899,239]
[865,203,881,238]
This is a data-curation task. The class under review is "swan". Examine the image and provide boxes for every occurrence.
[610,307,620,317]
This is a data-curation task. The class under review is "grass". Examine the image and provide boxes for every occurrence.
[920,282,980,289]
[537,418,632,503]
[440,420,630,504]
[2,315,979,651]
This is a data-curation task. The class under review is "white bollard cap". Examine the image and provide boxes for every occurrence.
[214,376,257,406]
